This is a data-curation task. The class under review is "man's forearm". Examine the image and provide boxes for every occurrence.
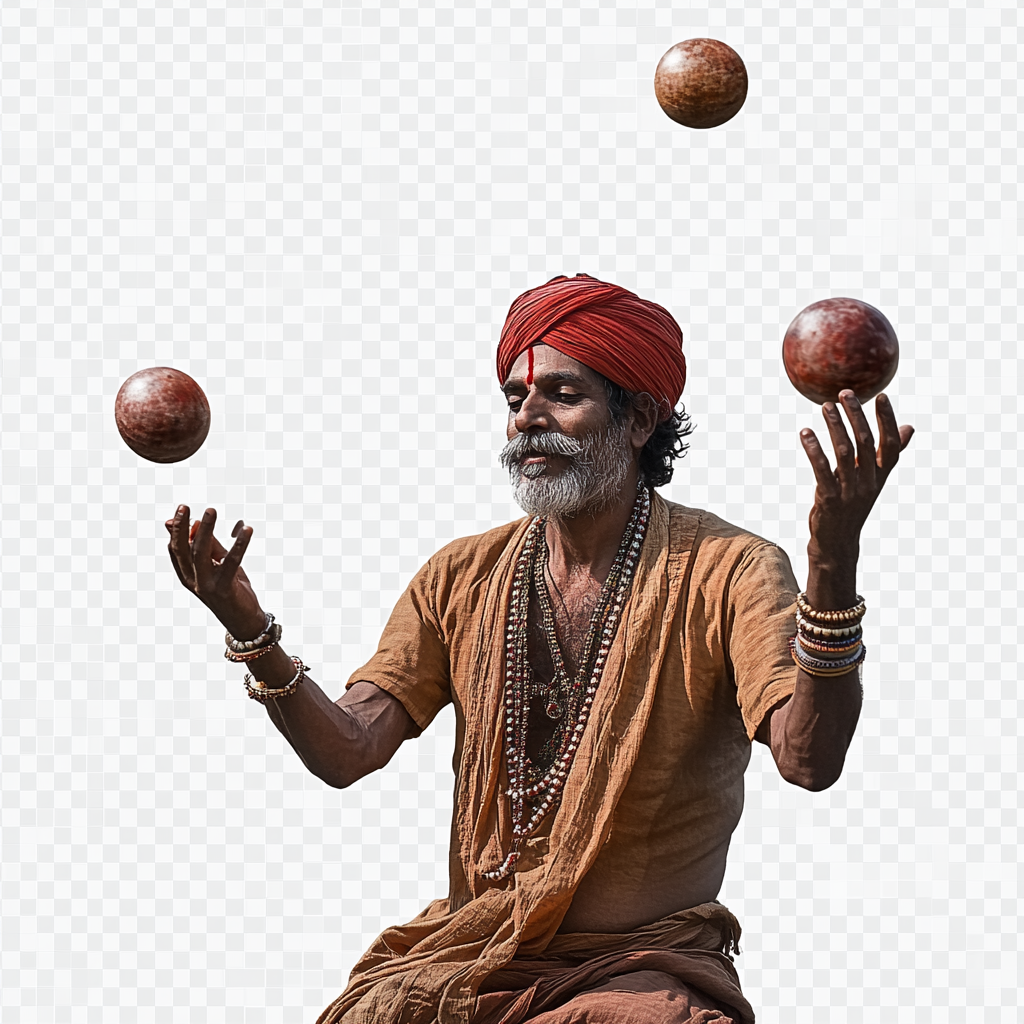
[769,549,864,790]
[768,668,862,790]
[244,644,416,788]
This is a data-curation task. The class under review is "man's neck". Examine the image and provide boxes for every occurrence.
[544,468,643,586]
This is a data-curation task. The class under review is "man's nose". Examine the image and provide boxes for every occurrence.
[513,390,552,435]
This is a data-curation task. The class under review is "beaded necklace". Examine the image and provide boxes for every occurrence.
[482,483,651,881]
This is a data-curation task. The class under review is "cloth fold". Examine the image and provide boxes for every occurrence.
[474,902,753,1024]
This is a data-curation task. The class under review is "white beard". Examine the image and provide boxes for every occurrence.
[500,423,635,520]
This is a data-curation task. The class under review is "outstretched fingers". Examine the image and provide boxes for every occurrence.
[166,504,196,590]
[875,393,914,476]
[190,508,219,593]
[837,391,877,494]
[217,521,253,579]
[820,401,856,496]
[799,428,840,497]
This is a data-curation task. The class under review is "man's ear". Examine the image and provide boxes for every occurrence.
[628,394,659,451]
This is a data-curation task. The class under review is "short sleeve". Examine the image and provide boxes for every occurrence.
[346,559,452,733]
[726,541,800,740]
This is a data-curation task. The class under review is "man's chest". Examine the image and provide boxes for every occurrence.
[522,576,615,766]
[526,575,603,682]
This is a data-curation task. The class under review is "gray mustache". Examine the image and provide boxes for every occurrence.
[499,432,584,471]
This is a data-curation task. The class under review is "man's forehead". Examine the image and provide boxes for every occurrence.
[503,344,603,386]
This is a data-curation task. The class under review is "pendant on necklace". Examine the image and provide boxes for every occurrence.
[541,676,564,720]
[543,680,564,719]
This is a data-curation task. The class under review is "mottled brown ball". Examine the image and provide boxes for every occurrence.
[654,38,748,130]
[782,298,900,406]
[114,367,211,463]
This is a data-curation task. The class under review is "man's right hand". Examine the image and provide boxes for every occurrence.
[165,504,266,640]
[165,504,417,787]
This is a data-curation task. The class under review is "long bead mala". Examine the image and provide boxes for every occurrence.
[482,484,650,881]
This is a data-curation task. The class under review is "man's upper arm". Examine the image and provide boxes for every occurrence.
[727,541,800,742]
[344,558,453,734]
[752,694,792,747]
[335,680,421,771]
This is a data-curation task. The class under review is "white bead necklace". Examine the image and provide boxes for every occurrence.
[482,484,650,881]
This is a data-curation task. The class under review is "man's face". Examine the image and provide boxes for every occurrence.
[502,343,613,451]
[499,345,636,518]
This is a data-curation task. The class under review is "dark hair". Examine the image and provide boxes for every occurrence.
[602,378,695,488]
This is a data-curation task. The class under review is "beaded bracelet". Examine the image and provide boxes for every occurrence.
[244,656,308,703]
[795,632,863,656]
[789,635,866,677]
[798,608,865,631]
[795,614,863,638]
[796,592,866,623]
[792,656,865,678]
[225,643,280,664]
[793,658,865,678]
[796,592,866,624]
[226,614,281,653]
[794,633,865,667]
[790,638,864,671]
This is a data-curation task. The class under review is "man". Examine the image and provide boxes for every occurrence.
[166,274,913,1024]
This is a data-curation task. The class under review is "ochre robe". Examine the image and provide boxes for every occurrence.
[317,496,799,1024]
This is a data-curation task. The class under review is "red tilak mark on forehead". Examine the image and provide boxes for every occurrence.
[526,346,534,386]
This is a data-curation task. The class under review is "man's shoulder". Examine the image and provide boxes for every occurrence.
[659,497,788,568]
[425,517,529,586]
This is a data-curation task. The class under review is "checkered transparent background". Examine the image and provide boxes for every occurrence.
[1,0,1020,1020]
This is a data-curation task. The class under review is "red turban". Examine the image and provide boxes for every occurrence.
[496,274,686,421]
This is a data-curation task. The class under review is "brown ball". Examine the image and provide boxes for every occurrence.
[114,367,211,463]
[782,298,900,406]
[654,38,748,130]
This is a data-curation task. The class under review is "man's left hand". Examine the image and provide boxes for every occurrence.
[762,390,914,788]
[799,390,914,566]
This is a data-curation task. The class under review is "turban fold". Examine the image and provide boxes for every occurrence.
[496,274,686,420]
